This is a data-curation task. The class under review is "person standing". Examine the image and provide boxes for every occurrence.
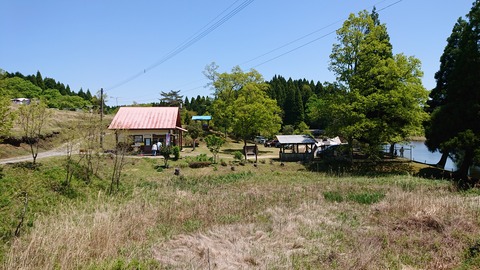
[399,146,404,158]
[151,141,158,156]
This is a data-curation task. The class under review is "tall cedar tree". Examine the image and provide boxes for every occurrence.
[425,1,480,180]
[425,18,468,168]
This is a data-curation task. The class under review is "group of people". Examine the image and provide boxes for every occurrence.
[151,141,163,156]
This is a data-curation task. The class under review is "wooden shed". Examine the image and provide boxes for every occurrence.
[277,135,317,161]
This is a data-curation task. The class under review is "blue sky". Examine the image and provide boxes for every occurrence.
[0,0,474,106]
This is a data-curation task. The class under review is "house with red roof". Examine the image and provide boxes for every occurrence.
[108,107,186,154]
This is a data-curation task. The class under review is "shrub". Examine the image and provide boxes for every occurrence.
[188,161,211,168]
[159,146,173,167]
[233,151,243,161]
[194,153,210,162]
[172,146,180,160]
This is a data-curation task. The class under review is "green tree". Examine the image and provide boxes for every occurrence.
[283,80,304,126]
[206,64,265,137]
[44,77,56,90]
[35,71,45,91]
[43,88,63,108]
[187,121,202,151]
[425,18,468,169]
[204,134,225,164]
[310,9,427,158]
[425,1,480,180]
[0,77,42,98]
[232,83,282,146]
[159,90,183,107]
[0,97,16,139]
[17,102,51,165]
[159,145,173,167]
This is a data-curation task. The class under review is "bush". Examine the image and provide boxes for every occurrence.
[233,151,243,161]
[154,164,163,172]
[188,161,212,168]
[172,146,180,160]
[193,153,210,162]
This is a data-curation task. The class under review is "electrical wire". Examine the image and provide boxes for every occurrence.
[106,0,254,92]
[187,0,403,93]
[109,0,403,104]
[250,0,403,68]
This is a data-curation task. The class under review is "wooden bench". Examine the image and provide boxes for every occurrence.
[243,145,258,156]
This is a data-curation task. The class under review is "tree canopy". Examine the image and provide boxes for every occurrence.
[308,9,428,157]
[159,90,183,107]
[425,0,480,180]
[205,64,282,141]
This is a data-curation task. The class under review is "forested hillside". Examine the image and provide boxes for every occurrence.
[182,75,330,131]
[0,69,103,111]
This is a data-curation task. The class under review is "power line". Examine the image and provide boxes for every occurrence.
[249,0,403,69]
[106,0,254,92]
[108,0,403,104]
[240,0,391,67]
[178,0,404,97]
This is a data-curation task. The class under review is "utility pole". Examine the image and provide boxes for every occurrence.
[100,88,104,149]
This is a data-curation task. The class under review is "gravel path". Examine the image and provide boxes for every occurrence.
[0,147,68,165]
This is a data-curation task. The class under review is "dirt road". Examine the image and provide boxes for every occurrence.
[0,147,68,165]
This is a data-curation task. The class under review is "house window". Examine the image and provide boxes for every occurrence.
[133,135,143,144]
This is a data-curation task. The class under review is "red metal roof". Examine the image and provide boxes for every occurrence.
[108,107,182,130]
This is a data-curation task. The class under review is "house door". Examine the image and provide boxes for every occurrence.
[144,138,152,154]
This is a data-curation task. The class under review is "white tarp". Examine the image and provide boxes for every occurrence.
[316,136,342,147]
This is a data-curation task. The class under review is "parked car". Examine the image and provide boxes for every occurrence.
[254,136,267,144]
[264,139,280,147]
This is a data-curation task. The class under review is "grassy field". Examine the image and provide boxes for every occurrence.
[1,109,479,269]
[0,148,479,269]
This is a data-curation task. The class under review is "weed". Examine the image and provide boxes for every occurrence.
[136,181,159,190]
[154,165,163,172]
[323,190,385,205]
[323,191,344,203]
[87,258,161,270]
[183,219,202,233]
[346,191,385,205]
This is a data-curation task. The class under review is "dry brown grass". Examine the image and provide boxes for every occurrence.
[4,190,159,269]
[2,160,480,269]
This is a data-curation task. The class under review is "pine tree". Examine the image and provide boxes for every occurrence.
[36,71,45,91]
[425,1,480,180]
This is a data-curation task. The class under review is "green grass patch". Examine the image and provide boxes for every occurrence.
[346,191,385,204]
[323,191,344,203]
[324,190,385,205]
